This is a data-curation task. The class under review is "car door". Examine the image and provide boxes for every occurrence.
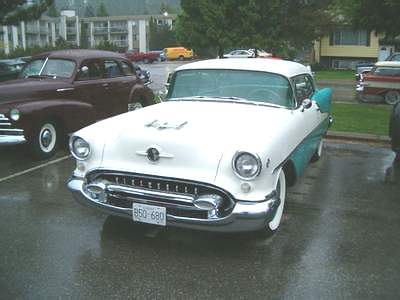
[102,58,137,116]
[290,74,325,172]
[73,59,110,120]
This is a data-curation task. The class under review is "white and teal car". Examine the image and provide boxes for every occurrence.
[67,58,332,235]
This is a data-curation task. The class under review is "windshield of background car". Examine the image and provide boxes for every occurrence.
[167,69,293,107]
[20,58,76,78]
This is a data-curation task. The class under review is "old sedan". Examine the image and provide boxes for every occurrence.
[0,49,154,159]
[68,58,332,235]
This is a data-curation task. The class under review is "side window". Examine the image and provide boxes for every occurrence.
[76,60,103,81]
[120,61,135,76]
[293,75,315,104]
[104,59,123,78]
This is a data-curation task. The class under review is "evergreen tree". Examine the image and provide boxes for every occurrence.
[46,1,59,17]
[96,1,109,17]
[1,0,53,25]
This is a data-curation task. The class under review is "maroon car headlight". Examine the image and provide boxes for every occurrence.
[232,151,262,180]
[70,136,90,160]
[9,109,20,121]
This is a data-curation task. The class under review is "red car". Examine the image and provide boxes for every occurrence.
[357,61,400,105]
[125,49,161,64]
[0,49,154,159]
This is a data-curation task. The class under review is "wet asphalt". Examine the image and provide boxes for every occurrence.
[0,141,399,299]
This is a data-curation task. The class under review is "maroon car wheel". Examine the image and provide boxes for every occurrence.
[30,121,59,159]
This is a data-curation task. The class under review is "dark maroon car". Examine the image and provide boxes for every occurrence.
[0,49,154,159]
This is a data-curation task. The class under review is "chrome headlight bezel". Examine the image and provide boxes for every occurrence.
[70,136,91,161]
[232,151,262,180]
[9,108,20,121]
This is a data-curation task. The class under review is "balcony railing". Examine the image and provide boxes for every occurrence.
[66,27,77,34]
[110,26,127,33]
[111,39,128,47]
[93,27,108,34]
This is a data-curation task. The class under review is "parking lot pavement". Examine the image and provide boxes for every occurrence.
[0,141,399,299]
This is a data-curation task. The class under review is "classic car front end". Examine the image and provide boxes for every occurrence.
[68,59,332,234]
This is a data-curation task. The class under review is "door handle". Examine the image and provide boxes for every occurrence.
[102,83,109,87]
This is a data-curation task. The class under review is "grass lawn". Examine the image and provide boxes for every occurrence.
[331,102,391,136]
[314,69,354,81]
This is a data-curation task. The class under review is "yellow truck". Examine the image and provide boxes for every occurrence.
[163,47,194,60]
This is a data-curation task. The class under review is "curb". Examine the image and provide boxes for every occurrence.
[326,131,390,145]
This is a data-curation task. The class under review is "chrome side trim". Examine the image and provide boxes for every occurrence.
[0,136,26,145]
[57,87,75,92]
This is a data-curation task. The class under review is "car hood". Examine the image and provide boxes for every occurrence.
[0,78,70,104]
[99,100,292,184]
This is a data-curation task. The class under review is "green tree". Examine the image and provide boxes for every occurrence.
[96,1,109,17]
[149,17,177,50]
[336,0,400,42]
[1,0,53,25]
[46,1,58,17]
[176,0,336,58]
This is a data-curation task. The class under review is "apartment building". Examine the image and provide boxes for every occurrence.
[0,10,175,55]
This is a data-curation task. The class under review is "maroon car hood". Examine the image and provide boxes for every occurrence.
[0,78,72,104]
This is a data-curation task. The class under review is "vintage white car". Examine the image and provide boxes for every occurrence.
[67,58,333,235]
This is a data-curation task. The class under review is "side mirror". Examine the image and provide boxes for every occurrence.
[80,66,89,73]
[301,98,312,112]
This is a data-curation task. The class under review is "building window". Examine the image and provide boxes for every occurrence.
[330,29,370,46]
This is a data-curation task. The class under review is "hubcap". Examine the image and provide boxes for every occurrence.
[385,91,400,105]
[39,123,56,153]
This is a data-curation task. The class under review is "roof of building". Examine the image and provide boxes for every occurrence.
[32,49,126,60]
[175,58,311,78]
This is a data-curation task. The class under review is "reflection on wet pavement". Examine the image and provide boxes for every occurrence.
[0,141,399,299]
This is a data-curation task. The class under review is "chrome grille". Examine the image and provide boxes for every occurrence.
[0,114,24,136]
[87,171,235,219]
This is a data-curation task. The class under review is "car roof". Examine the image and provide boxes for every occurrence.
[31,49,125,61]
[175,58,311,78]
[375,61,400,68]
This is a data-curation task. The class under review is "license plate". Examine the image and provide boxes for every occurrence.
[132,203,166,226]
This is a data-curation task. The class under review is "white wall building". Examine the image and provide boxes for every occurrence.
[0,13,175,55]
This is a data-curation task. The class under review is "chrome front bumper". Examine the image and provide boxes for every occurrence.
[67,177,280,233]
[0,135,26,145]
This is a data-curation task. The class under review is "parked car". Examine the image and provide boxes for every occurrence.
[67,58,333,235]
[132,63,151,85]
[125,49,161,64]
[0,49,154,159]
[355,52,400,81]
[0,58,26,82]
[390,101,400,157]
[357,61,400,105]
[163,47,193,60]
[223,49,273,59]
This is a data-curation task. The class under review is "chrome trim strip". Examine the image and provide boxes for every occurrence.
[0,123,12,126]
[0,128,24,133]
[0,117,9,121]
[106,184,195,203]
[56,87,75,92]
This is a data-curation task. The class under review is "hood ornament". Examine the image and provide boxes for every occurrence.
[136,145,174,163]
[145,119,188,130]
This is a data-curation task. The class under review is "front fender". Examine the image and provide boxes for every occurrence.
[10,99,96,137]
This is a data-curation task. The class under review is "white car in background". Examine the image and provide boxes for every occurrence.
[68,58,333,236]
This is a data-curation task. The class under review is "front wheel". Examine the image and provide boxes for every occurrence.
[259,169,287,237]
[385,91,400,105]
[30,121,59,160]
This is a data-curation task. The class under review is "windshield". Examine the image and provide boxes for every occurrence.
[20,58,76,79]
[167,69,293,107]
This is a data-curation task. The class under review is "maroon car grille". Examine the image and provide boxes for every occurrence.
[0,114,24,136]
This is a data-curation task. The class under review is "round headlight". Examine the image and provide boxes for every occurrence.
[9,109,20,121]
[232,151,262,180]
[70,137,90,160]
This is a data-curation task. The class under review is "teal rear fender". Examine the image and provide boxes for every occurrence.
[312,88,333,113]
